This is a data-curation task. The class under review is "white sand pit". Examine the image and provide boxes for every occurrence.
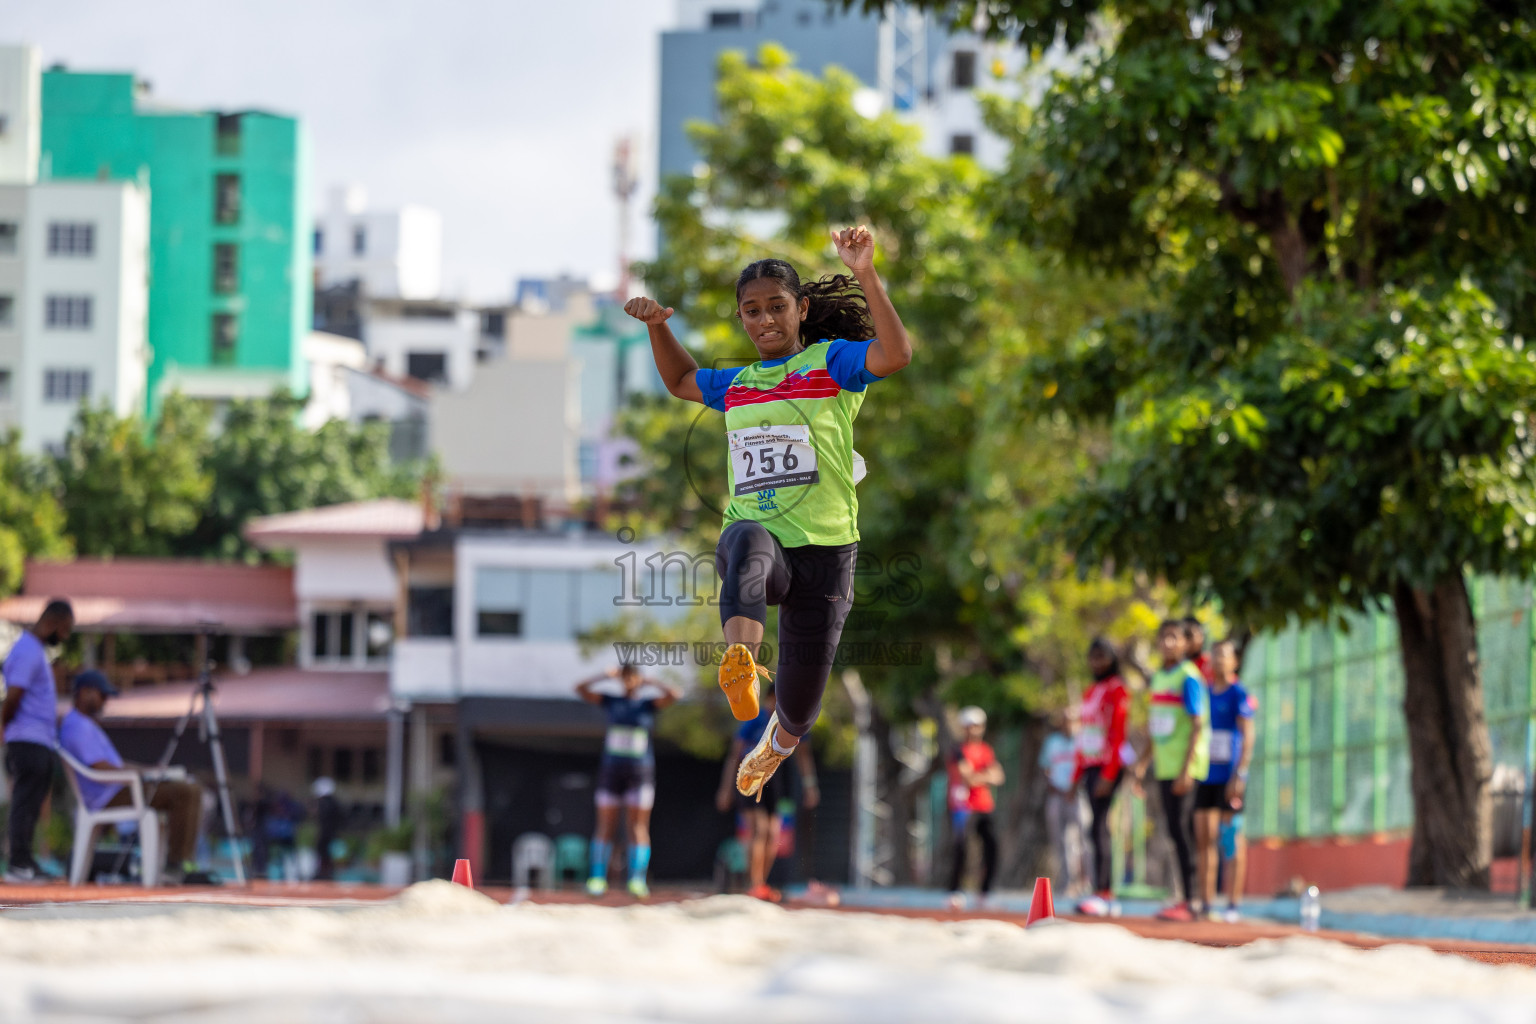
[0,881,1532,1022]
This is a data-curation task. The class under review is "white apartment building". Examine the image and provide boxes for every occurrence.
[0,46,150,453]
[314,184,442,300]
[362,297,479,393]
[909,28,1029,166]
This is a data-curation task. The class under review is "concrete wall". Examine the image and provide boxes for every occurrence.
[0,45,40,186]
[0,184,24,433]
[430,356,579,500]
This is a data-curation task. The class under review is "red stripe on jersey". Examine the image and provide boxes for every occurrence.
[723,369,840,410]
[1149,692,1189,705]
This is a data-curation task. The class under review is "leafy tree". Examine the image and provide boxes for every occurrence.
[623,46,1160,883]
[852,0,1536,885]
[0,433,71,592]
[188,390,424,561]
[54,394,211,557]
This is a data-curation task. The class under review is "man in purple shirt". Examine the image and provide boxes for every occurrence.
[59,670,206,884]
[2,599,73,882]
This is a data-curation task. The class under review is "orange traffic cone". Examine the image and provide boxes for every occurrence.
[1025,876,1055,927]
[451,859,474,888]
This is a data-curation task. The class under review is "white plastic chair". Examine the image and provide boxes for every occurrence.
[56,747,162,887]
[511,832,554,890]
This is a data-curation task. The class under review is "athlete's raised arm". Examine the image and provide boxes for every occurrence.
[574,667,618,704]
[832,226,911,378]
[624,297,705,404]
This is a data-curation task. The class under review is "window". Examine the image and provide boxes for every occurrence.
[709,10,744,28]
[0,295,12,327]
[407,587,454,637]
[43,369,91,403]
[306,746,324,780]
[578,440,598,482]
[214,173,241,224]
[0,222,15,255]
[952,50,978,89]
[47,222,94,257]
[439,734,456,768]
[0,370,11,402]
[477,610,521,635]
[312,610,362,661]
[312,228,323,255]
[950,133,976,156]
[406,351,448,384]
[361,748,382,783]
[213,243,238,294]
[211,313,238,365]
[312,612,331,659]
[45,295,92,329]
[352,226,366,255]
[333,748,354,783]
[365,611,393,659]
[215,113,241,156]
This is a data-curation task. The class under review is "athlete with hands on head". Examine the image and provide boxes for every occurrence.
[575,663,681,898]
[624,226,911,801]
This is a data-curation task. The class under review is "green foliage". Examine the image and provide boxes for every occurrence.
[188,390,423,561]
[624,45,1160,724]
[850,1,1536,630]
[55,394,212,558]
[0,433,70,593]
[50,390,424,563]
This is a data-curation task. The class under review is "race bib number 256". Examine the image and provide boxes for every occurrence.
[728,424,820,496]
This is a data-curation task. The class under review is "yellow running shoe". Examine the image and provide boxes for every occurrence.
[736,711,791,801]
[718,642,769,722]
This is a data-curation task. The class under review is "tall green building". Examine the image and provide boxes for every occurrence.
[39,70,310,412]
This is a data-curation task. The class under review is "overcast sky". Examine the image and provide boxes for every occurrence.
[10,0,676,302]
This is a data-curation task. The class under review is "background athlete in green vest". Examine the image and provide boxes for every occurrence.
[624,226,912,798]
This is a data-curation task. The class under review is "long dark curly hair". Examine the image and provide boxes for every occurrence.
[735,259,875,343]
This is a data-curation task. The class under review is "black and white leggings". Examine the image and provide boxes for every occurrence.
[715,520,856,738]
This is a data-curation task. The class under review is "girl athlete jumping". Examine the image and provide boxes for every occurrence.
[624,226,912,798]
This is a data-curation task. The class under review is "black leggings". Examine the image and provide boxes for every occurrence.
[715,520,856,738]
[1159,778,1197,903]
[947,811,997,894]
[1082,766,1120,894]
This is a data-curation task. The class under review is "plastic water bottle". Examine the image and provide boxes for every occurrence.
[1299,885,1321,932]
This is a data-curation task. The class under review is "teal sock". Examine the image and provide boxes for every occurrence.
[628,844,651,881]
[590,839,612,880]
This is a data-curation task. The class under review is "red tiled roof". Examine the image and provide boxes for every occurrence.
[245,499,424,543]
[0,559,296,633]
[99,669,392,723]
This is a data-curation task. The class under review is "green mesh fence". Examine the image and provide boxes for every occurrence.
[1245,575,1535,840]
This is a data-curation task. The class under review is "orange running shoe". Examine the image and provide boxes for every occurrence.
[747,882,782,903]
[718,642,769,721]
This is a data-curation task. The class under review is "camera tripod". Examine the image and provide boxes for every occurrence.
[158,628,246,884]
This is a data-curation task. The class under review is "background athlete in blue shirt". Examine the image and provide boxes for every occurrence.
[715,689,820,902]
[1195,639,1257,921]
[574,664,680,898]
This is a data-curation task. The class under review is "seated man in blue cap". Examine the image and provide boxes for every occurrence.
[58,670,207,884]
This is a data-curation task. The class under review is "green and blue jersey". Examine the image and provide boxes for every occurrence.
[696,339,881,548]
